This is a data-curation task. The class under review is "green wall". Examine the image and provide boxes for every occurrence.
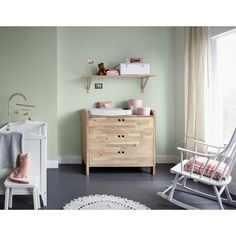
[0,27,177,163]
[57,27,176,162]
[0,27,58,160]
[174,27,185,150]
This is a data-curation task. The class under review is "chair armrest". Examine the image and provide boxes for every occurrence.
[177,147,216,158]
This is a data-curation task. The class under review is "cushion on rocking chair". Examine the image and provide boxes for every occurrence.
[184,156,229,180]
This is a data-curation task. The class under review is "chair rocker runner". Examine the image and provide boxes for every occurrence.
[158,128,236,210]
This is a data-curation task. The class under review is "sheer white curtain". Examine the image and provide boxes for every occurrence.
[206,37,223,146]
[184,27,209,150]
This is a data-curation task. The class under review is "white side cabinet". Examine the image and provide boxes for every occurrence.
[0,121,47,206]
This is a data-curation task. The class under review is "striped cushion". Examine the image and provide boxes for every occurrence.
[184,156,228,180]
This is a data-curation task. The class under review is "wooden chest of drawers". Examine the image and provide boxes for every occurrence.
[81,109,156,175]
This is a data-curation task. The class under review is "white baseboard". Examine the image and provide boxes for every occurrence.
[229,182,236,196]
[47,160,59,168]
[58,155,178,164]
[156,155,178,164]
[58,155,81,164]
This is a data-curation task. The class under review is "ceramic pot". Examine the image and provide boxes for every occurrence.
[128,99,143,114]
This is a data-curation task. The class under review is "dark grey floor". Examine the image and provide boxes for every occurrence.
[0,164,236,210]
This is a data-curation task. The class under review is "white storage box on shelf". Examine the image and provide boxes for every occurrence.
[119,63,150,75]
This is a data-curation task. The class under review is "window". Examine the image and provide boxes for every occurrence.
[207,29,236,145]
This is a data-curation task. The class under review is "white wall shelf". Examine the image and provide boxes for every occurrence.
[85,74,155,93]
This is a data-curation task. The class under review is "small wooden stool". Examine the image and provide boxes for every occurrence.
[4,176,41,210]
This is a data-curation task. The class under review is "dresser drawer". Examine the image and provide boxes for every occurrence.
[90,148,154,167]
[90,146,153,156]
[89,117,153,134]
[90,132,153,146]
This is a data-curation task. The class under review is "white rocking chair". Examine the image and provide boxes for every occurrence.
[158,128,236,210]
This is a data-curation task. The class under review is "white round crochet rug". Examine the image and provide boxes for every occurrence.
[63,194,150,210]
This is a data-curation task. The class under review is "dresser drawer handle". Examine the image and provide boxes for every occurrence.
[122,119,125,121]
[118,151,121,154]
[118,135,121,138]
[118,119,121,121]
[122,135,124,138]
[122,151,125,154]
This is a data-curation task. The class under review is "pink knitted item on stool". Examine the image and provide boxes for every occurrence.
[9,153,29,184]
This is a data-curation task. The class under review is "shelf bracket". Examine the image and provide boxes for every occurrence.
[141,77,149,93]
[86,77,92,93]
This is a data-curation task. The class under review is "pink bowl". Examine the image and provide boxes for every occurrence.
[136,107,151,116]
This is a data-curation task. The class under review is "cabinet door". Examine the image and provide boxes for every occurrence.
[23,139,41,176]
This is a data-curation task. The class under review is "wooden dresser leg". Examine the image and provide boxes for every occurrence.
[86,165,90,175]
